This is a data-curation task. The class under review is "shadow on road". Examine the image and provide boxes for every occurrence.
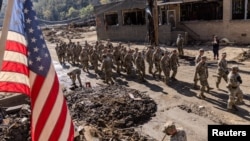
[168,79,197,97]
[206,90,250,121]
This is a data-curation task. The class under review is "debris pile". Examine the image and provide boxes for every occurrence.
[0,105,31,141]
[67,85,157,128]
[1,85,157,140]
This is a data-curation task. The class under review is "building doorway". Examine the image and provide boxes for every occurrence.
[167,10,176,29]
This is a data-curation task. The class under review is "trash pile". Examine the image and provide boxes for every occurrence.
[0,85,157,140]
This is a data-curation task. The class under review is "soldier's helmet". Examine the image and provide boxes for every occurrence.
[162,121,176,135]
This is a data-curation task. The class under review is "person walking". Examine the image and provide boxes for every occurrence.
[212,35,220,60]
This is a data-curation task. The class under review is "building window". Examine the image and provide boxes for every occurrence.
[232,0,245,19]
[232,0,250,20]
[180,0,223,21]
[105,13,118,26]
[123,9,145,25]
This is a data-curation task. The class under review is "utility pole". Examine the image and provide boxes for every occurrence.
[153,0,159,46]
[146,0,158,46]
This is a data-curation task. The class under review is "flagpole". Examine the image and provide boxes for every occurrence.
[0,0,14,69]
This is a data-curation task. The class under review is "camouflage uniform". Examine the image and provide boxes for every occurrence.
[216,52,228,88]
[160,51,171,85]
[152,48,162,79]
[195,56,211,99]
[176,34,184,56]
[169,50,179,80]
[133,48,139,64]
[145,47,154,74]
[135,52,145,81]
[227,66,244,111]
[194,49,204,88]
[67,68,82,87]
[113,47,122,74]
[80,48,89,72]
[101,55,114,84]
[90,50,100,73]
[162,121,187,141]
[66,42,74,63]
[124,50,133,75]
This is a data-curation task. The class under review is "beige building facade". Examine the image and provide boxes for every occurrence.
[94,0,250,44]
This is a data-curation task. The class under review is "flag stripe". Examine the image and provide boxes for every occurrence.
[34,75,59,141]
[3,51,28,65]
[7,31,27,46]
[30,75,44,108]
[38,80,64,141]
[68,120,74,141]
[0,72,29,86]
[1,61,29,75]
[60,106,74,141]
[32,65,55,126]
[6,40,27,55]
[49,96,67,141]
[0,82,30,94]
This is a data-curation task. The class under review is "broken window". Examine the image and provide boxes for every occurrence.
[123,9,145,25]
[105,13,118,26]
[232,0,250,19]
[180,0,223,21]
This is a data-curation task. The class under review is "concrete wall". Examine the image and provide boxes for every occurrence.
[95,0,250,44]
[97,24,148,42]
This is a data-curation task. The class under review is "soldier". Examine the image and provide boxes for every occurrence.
[145,46,154,74]
[67,68,83,88]
[227,65,244,111]
[90,49,100,73]
[135,52,145,81]
[133,48,139,63]
[176,34,184,56]
[113,47,122,74]
[162,121,187,141]
[152,47,162,79]
[124,50,133,75]
[193,48,205,88]
[101,55,114,84]
[160,50,171,85]
[216,52,229,89]
[79,48,89,72]
[194,56,212,99]
[169,49,179,80]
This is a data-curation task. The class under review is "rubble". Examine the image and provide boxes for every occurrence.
[69,84,158,140]
[67,85,157,129]
[0,85,157,140]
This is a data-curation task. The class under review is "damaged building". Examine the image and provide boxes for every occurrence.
[94,0,250,44]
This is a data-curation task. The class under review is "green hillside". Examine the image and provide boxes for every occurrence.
[0,0,119,24]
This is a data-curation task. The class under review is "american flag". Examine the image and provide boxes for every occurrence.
[0,0,74,140]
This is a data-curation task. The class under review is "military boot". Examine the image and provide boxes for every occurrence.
[216,82,219,89]
[206,86,213,93]
[232,105,238,111]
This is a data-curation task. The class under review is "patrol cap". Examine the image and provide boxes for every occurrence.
[231,65,239,70]
[199,48,204,52]
[162,121,176,135]
[201,55,207,59]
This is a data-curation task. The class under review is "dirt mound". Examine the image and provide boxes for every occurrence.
[67,85,157,128]
[1,85,157,141]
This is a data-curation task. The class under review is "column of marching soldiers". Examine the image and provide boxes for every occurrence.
[55,39,245,112]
